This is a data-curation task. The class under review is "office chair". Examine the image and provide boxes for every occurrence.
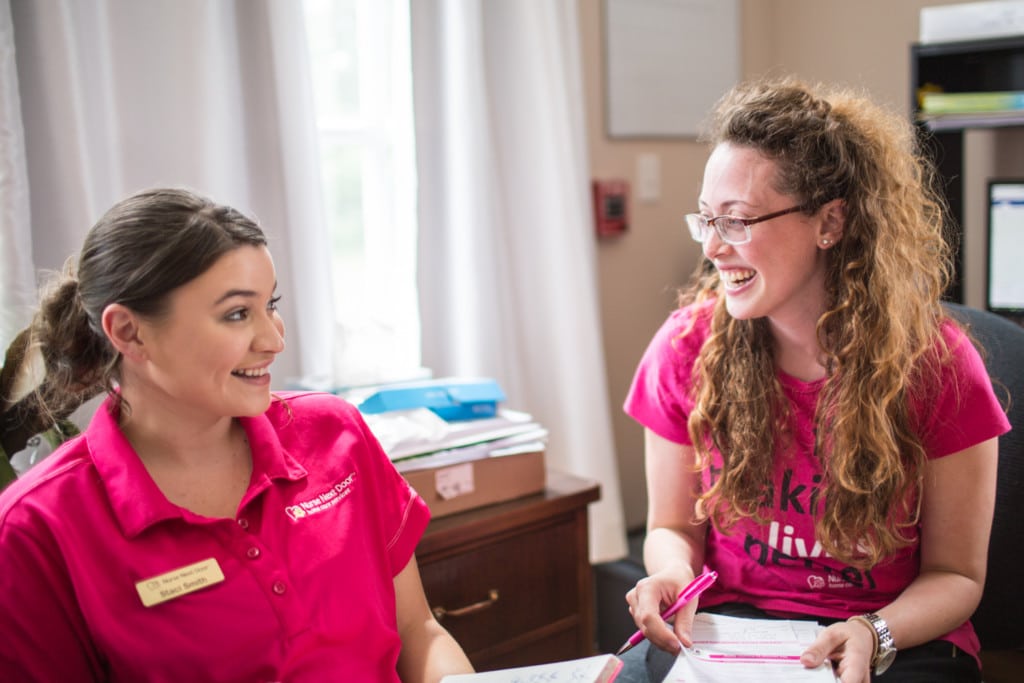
[944,303,1024,682]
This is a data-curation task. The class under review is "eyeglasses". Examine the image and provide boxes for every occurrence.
[684,204,807,246]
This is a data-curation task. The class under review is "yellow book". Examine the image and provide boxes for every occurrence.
[921,90,1024,114]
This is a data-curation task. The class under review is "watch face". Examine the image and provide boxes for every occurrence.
[875,648,897,675]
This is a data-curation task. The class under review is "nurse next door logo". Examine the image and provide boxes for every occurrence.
[286,472,356,521]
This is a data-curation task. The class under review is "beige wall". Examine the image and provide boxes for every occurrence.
[580,0,992,529]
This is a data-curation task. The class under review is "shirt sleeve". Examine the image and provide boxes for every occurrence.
[623,304,710,445]
[343,400,431,576]
[0,498,103,681]
[917,322,1012,459]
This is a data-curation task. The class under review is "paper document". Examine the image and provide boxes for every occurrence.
[363,407,543,461]
[393,432,547,473]
[661,613,839,682]
[441,653,622,682]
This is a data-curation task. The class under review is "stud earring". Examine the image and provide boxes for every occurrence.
[821,238,832,246]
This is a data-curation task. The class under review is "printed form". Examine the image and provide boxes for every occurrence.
[662,612,839,682]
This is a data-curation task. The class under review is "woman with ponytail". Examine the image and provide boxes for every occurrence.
[0,188,472,682]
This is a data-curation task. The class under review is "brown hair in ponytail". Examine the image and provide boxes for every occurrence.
[1,187,267,458]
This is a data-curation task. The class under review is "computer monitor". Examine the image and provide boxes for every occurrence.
[986,179,1024,315]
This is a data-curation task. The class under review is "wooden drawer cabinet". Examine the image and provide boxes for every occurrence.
[416,470,600,671]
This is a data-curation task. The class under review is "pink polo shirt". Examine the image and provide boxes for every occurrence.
[625,300,1011,662]
[0,391,430,682]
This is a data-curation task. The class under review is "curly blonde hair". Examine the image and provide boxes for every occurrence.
[683,78,955,568]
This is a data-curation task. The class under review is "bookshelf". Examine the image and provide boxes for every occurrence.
[910,34,1024,304]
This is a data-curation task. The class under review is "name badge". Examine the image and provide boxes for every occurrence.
[135,557,225,608]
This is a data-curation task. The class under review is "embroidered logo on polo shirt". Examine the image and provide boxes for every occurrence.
[285,472,357,521]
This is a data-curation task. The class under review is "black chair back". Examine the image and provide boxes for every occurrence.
[944,303,1024,651]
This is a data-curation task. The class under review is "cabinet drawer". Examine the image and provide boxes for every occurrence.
[419,519,582,657]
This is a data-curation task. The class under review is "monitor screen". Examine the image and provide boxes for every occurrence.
[987,180,1024,314]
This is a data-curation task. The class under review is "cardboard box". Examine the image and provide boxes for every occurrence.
[400,449,546,519]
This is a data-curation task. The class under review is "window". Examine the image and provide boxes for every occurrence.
[302,0,422,386]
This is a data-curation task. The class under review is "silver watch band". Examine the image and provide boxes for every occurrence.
[852,612,896,674]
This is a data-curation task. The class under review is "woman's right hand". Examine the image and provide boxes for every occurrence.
[625,568,700,653]
[630,431,709,654]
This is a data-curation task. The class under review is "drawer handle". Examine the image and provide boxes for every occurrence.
[431,589,500,620]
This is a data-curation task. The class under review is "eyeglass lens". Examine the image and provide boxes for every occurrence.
[686,215,748,245]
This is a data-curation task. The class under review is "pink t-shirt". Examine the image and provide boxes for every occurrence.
[0,391,430,683]
[624,299,1011,660]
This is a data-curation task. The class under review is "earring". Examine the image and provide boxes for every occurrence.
[821,238,832,246]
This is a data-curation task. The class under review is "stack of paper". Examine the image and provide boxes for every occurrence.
[917,90,1024,130]
[353,378,550,517]
[663,613,839,682]
[363,407,547,466]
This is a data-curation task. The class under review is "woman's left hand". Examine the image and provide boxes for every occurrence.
[799,619,875,683]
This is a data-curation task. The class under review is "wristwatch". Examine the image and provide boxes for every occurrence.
[851,613,897,675]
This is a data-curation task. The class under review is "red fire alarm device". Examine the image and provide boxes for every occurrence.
[592,179,629,237]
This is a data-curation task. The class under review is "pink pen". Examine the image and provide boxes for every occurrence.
[701,652,803,662]
[615,570,718,655]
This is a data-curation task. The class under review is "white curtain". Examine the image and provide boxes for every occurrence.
[3,0,629,562]
[0,0,33,352]
[411,1,627,562]
[5,0,333,385]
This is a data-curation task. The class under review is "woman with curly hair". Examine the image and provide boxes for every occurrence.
[618,79,1010,683]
